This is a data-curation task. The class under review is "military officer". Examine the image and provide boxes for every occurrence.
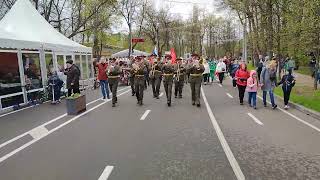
[149,54,163,99]
[187,54,205,107]
[162,55,175,106]
[107,58,121,107]
[174,57,186,98]
[132,57,146,105]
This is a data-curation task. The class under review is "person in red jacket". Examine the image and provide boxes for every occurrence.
[235,63,250,105]
[96,57,110,99]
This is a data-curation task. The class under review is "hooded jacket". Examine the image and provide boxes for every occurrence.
[246,70,258,92]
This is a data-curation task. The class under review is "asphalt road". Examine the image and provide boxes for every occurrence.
[0,78,319,180]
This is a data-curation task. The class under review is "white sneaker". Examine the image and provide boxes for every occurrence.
[284,105,289,109]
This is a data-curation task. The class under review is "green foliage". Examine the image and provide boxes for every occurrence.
[66,93,82,99]
[274,87,320,112]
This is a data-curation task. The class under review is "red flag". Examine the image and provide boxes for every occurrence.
[170,48,176,64]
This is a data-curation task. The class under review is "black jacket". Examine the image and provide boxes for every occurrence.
[64,65,80,89]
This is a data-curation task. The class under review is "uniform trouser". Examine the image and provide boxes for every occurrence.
[108,78,119,104]
[129,77,135,95]
[174,80,184,97]
[151,77,161,97]
[190,76,202,104]
[135,77,145,102]
[163,79,173,103]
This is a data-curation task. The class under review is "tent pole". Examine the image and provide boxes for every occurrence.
[17,49,28,104]
[39,47,47,89]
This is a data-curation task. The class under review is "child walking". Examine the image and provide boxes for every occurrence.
[246,70,258,109]
[278,69,296,109]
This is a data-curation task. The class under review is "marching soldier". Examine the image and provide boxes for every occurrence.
[149,54,163,99]
[162,55,175,106]
[129,57,136,96]
[187,54,205,107]
[108,58,122,107]
[132,57,146,105]
[174,58,186,98]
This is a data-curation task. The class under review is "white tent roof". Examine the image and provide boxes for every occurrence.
[0,0,91,53]
[111,49,150,58]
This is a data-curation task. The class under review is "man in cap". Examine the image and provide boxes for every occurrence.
[174,57,186,98]
[132,56,146,105]
[107,58,121,107]
[64,60,81,96]
[149,54,163,99]
[162,55,175,106]
[187,53,205,107]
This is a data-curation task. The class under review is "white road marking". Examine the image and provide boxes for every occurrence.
[98,166,114,180]
[201,87,245,180]
[0,89,131,163]
[0,106,33,118]
[0,87,130,118]
[159,92,164,97]
[247,113,264,125]
[140,110,151,120]
[218,84,223,87]
[29,126,49,139]
[257,95,320,133]
[226,93,233,99]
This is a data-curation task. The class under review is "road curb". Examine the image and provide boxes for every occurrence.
[274,94,320,121]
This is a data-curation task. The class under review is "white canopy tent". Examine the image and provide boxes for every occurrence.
[0,0,91,53]
[111,49,150,58]
[0,0,93,110]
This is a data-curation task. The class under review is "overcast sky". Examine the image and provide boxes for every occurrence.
[113,0,234,33]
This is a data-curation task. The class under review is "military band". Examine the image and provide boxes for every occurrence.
[104,53,205,108]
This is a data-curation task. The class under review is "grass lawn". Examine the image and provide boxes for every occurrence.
[247,63,255,71]
[274,86,320,112]
[296,66,312,76]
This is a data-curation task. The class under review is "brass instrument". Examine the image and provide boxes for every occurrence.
[151,62,156,77]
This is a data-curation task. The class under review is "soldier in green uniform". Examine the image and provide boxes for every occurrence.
[129,57,135,96]
[149,54,163,99]
[162,55,175,106]
[187,54,205,107]
[132,57,146,105]
[174,58,186,98]
[107,58,122,107]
